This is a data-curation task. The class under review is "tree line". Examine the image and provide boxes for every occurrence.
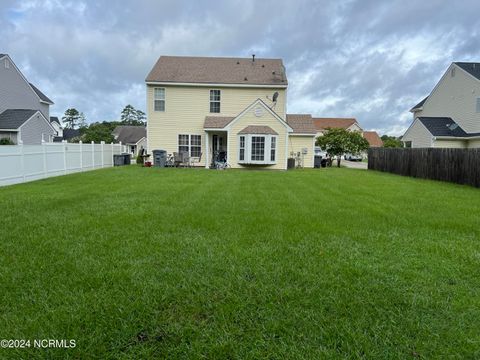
[61,105,146,143]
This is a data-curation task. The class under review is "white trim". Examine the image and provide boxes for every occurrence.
[434,135,480,140]
[2,55,54,105]
[289,133,316,137]
[0,128,18,132]
[134,136,146,146]
[146,81,287,89]
[18,111,57,133]
[225,98,293,132]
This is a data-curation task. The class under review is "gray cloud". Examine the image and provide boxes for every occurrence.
[1,0,480,134]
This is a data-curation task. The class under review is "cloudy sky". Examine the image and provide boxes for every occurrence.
[1,0,480,135]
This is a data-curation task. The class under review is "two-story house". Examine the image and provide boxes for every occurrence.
[0,53,57,144]
[145,55,317,169]
[403,62,480,148]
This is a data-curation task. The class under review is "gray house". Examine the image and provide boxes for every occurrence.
[112,126,147,156]
[0,53,57,144]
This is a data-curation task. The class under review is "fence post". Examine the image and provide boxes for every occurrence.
[79,141,83,171]
[91,141,95,169]
[62,140,67,174]
[20,143,26,182]
[101,141,105,168]
[42,141,47,178]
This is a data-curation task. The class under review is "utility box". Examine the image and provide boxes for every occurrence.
[153,149,167,167]
[287,158,296,169]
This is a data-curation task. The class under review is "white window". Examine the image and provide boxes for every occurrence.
[270,137,276,162]
[4,58,9,69]
[451,67,455,77]
[154,88,165,112]
[178,134,202,157]
[476,98,480,113]
[210,90,221,113]
[238,134,277,165]
[239,136,245,161]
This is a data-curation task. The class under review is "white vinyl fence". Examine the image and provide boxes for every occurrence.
[0,141,128,186]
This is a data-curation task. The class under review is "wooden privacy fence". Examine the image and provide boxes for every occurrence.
[368,147,480,188]
[0,141,128,187]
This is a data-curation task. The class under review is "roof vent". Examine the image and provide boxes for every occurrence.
[236,61,240,64]
[244,77,248,81]
[447,123,458,131]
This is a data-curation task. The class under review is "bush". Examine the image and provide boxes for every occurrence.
[136,154,143,165]
[0,138,15,145]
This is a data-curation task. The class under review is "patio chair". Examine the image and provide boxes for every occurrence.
[173,152,183,167]
[189,152,202,167]
[181,151,190,167]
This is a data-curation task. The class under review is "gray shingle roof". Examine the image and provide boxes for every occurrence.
[62,128,81,140]
[113,126,146,144]
[417,117,480,137]
[204,116,235,129]
[455,62,480,81]
[29,83,54,104]
[0,109,38,129]
[410,96,428,111]
[146,56,287,86]
[50,116,60,125]
[238,125,278,135]
[286,114,317,134]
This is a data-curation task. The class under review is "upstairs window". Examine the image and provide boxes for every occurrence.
[451,67,455,77]
[154,88,165,112]
[4,58,9,69]
[210,90,221,113]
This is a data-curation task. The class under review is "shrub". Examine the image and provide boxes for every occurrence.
[136,154,143,165]
[0,138,15,145]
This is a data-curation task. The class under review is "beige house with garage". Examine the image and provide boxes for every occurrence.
[145,55,316,169]
[403,62,480,148]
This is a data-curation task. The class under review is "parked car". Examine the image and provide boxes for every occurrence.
[344,153,363,161]
[315,147,327,158]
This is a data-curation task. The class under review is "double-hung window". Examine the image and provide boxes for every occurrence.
[154,88,165,111]
[238,134,277,165]
[210,90,221,113]
[178,134,202,157]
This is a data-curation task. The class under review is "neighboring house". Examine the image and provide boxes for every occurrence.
[363,131,383,147]
[313,118,363,137]
[112,125,147,156]
[49,116,63,138]
[0,53,56,144]
[145,55,316,169]
[403,62,480,148]
[53,128,81,142]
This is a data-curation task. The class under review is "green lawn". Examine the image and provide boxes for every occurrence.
[1,167,479,359]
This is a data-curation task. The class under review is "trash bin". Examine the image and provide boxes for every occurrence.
[314,155,322,168]
[287,158,296,169]
[122,153,131,165]
[321,159,327,168]
[152,149,167,167]
[114,154,125,166]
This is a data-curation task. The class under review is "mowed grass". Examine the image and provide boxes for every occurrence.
[0,167,479,359]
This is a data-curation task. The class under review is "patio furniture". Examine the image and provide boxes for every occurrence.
[173,152,183,167]
[190,152,202,167]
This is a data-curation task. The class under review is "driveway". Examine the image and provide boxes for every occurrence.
[342,160,368,169]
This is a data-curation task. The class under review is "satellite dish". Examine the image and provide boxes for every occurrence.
[272,92,279,103]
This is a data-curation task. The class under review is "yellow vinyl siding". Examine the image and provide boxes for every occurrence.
[288,135,315,168]
[403,119,433,148]
[147,85,286,166]
[227,106,288,170]
[420,64,480,134]
[433,139,467,148]
[467,139,480,148]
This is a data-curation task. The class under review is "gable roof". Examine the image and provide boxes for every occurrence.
[286,114,317,134]
[113,125,146,144]
[0,109,37,129]
[146,56,287,86]
[363,131,383,147]
[454,62,480,81]
[29,83,54,104]
[49,116,60,125]
[313,118,359,131]
[410,96,429,112]
[204,116,235,129]
[238,125,278,135]
[0,54,6,59]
